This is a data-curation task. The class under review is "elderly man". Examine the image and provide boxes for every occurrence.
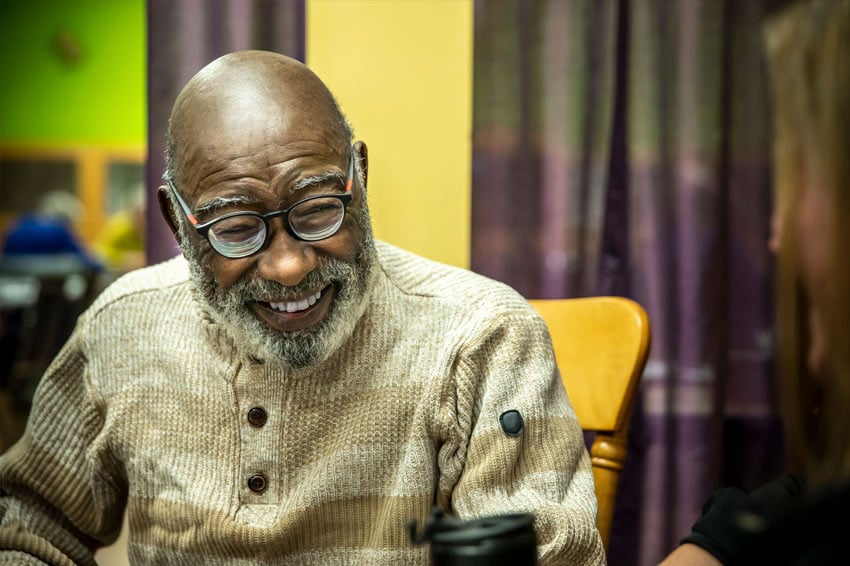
[0,51,604,564]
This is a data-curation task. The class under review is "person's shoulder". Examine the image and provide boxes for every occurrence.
[87,254,191,313]
[375,240,531,313]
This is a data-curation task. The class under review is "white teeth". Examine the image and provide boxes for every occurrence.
[269,290,322,313]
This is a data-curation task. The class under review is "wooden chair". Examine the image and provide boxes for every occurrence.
[528,296,650,551]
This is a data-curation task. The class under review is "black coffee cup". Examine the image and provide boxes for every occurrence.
[408,507,537,565]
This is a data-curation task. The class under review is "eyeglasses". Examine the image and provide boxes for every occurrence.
[168,155,354,258]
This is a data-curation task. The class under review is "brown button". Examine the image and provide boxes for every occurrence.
[247,474,267,493]
[247,407,267,427]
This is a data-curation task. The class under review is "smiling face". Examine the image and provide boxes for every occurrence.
[163,51,375,367]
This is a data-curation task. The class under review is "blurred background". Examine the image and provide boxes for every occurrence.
[0,0,793,564]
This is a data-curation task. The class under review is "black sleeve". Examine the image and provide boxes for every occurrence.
[678,473,805,564]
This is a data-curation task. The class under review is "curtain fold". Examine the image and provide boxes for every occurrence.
[472,1,787,563]
[472,0,618,299]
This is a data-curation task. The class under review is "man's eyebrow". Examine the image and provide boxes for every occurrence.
[194,195,257,217]
[291,171,346,193]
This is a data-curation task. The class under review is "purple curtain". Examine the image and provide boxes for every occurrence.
[145,0,305,265]
[472,0,789,563]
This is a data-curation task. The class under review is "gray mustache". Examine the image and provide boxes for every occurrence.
[232,260,356,302]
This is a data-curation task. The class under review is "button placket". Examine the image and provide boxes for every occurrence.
[233,361,281,507]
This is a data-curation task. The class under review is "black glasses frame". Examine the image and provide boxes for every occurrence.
[168,153,355,257]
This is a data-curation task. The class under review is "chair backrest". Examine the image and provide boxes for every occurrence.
[528,296,650,551]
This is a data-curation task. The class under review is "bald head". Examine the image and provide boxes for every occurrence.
[166,51,351,186]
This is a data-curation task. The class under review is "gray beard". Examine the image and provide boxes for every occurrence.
[183,212,376,369]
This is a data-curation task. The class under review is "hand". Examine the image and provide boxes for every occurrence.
[658,543,722,566]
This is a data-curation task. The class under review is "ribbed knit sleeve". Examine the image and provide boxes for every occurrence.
[0,324,125,565]
[435,308,606,565]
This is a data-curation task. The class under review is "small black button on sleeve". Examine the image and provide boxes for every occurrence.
[500,410,524,436]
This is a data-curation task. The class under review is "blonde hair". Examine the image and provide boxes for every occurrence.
[765,0,850,487]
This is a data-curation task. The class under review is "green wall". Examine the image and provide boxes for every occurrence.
[0,0,146,145]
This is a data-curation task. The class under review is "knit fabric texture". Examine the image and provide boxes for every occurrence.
[0,241,604,565]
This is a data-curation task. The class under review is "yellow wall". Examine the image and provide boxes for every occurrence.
[306,0,472,268]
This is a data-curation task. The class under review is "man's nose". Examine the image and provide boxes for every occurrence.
[255,230,318,287]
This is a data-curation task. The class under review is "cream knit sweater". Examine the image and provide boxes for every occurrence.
[0,241,604,565]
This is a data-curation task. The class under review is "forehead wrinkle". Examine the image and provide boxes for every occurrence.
[193,154,274,190]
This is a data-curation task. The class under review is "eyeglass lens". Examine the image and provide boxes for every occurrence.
[207,196,347,257]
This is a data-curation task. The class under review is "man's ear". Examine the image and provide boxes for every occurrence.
[353,140,368,188]
[157,185,181,238]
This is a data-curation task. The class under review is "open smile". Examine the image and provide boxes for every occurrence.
[268,289,322,313]
[253,284,336,332]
